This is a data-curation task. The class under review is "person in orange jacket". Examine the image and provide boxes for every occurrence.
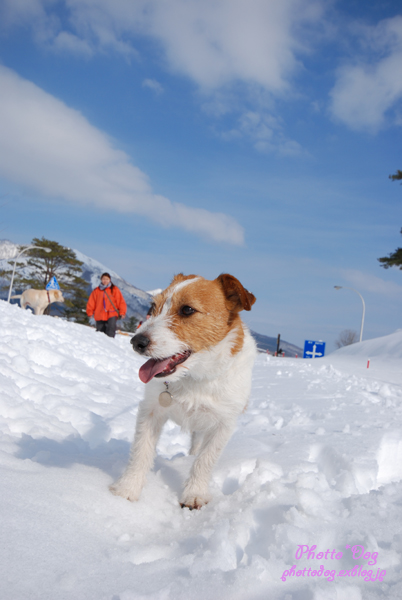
[86,272,127,338]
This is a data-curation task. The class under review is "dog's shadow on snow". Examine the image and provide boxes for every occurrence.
[14,411,188,485]
[15,411,132,478]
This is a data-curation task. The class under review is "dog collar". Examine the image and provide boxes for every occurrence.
[159,382,173,407]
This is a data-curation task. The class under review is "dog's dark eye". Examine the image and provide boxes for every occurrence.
[180,305,196,316]
[147,303,156,317]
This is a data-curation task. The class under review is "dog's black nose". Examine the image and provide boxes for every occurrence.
[131,334,150,354]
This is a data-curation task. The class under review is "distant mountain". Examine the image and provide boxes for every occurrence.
[0,240,152,320]
[250,330,302,357]
[0,239,19,260]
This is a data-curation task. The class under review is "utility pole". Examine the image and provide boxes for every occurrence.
[276,334,281,356]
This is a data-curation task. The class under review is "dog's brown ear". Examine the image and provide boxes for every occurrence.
[216,274,256,312]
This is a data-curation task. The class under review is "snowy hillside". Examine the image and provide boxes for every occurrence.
[1,300,401,600]
[0,239,152,320]
[250,329,302,357]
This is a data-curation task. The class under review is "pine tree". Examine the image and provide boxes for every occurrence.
[1,237,90,323]
[378,231,402,270]
[378,170,402,269]
[119,315,139,333]
[389,169,402,182]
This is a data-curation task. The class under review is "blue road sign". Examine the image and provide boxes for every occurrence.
[46,276,60,291]
[303,340,326,359]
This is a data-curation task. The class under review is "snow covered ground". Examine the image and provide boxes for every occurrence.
[1,299,401,600]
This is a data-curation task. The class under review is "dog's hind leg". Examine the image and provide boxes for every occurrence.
[110,405,168,502]
[181,422,235,510]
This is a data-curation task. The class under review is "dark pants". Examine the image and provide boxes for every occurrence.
[96,317,117,338]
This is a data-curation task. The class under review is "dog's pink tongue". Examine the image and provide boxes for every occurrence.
[139,357,171,383]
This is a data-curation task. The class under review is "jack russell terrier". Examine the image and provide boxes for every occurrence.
[110,273,257,509]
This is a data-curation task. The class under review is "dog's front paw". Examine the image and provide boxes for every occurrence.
[180,492,211,510]
[109,478,142,502]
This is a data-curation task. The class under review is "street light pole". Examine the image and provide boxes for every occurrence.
[334,285,366,342]
[7,246,52,303]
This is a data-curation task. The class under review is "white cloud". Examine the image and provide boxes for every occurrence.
[231,110,304,156]
[52,31,93,57]
[0,66,244,245]
[0,0,46,27]
[330,16,402,131]
[142,78,164,94]
[0,0,323,155]
[340,269,402,296]
[140,0,319,92]
[220,110,304,155]
[1,0,322,92]
[0,0,61,48]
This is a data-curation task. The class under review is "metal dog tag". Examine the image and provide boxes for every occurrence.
[159,390,173,407]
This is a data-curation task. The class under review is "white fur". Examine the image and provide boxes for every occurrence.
[166,277,201,297]
[110,290,257,509]
[11,289,64,316]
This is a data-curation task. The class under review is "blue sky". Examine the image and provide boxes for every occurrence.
[0,0,401,351]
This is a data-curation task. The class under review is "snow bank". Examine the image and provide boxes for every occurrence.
[331,330,402,361]
[0,300,401,599]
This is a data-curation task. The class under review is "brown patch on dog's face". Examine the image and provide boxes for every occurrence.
[151,274,255,355]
